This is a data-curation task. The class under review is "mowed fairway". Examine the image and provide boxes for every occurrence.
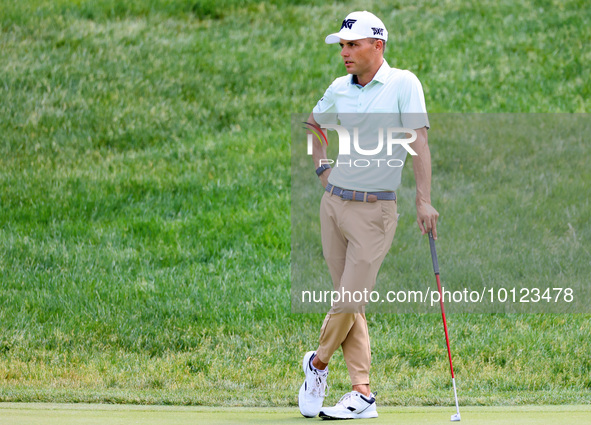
[1,404,591,425]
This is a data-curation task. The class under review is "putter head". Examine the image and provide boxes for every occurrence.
[451,412,461,421]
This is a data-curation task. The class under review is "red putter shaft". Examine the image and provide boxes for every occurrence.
[435,273,455,379]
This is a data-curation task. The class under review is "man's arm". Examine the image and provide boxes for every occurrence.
[307,112,331,188]
[411,127,439,238]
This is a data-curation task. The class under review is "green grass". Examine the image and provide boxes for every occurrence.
[0,0,590,407]
[1,404,591,425]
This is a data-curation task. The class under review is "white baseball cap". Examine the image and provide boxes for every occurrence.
[325,11,388,44]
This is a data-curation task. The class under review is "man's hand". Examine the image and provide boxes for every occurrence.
[307,112,332,189]
[416,201,439,239]
[319,168,331,188]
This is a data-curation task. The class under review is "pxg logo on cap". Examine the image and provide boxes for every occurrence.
[341,19,357,30]
[325,11,388,44]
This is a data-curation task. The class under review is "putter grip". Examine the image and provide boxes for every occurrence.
[428,232,439,274]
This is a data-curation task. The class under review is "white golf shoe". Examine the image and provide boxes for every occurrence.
[298,351,329,418]
[319,391,378,420]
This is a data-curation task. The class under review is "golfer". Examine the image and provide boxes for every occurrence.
[299,11,439,419]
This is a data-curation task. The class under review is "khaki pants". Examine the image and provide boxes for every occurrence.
[316,191,397,385]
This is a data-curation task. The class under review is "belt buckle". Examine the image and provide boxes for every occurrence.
[342,190,352,201]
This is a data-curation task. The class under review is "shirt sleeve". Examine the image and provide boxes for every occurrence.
[312,83,338,126]
[398,71,430,130]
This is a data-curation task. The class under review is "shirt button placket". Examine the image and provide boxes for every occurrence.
[358,89,363,112]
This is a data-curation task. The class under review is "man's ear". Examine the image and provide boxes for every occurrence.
[376,39,384,52]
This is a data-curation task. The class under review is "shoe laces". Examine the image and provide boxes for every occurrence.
[336,391,353,407]
[311,370,329,397]
[336,391,375,408]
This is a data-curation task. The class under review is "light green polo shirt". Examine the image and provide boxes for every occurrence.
[313,60,429,192]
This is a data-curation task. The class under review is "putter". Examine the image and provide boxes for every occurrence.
[428,231,461,422]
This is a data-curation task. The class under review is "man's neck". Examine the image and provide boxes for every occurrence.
[354,59,384,87]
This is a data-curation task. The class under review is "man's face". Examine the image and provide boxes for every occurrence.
[339,38,380,76]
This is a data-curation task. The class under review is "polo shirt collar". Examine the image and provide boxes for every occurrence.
[350,59,390,87]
